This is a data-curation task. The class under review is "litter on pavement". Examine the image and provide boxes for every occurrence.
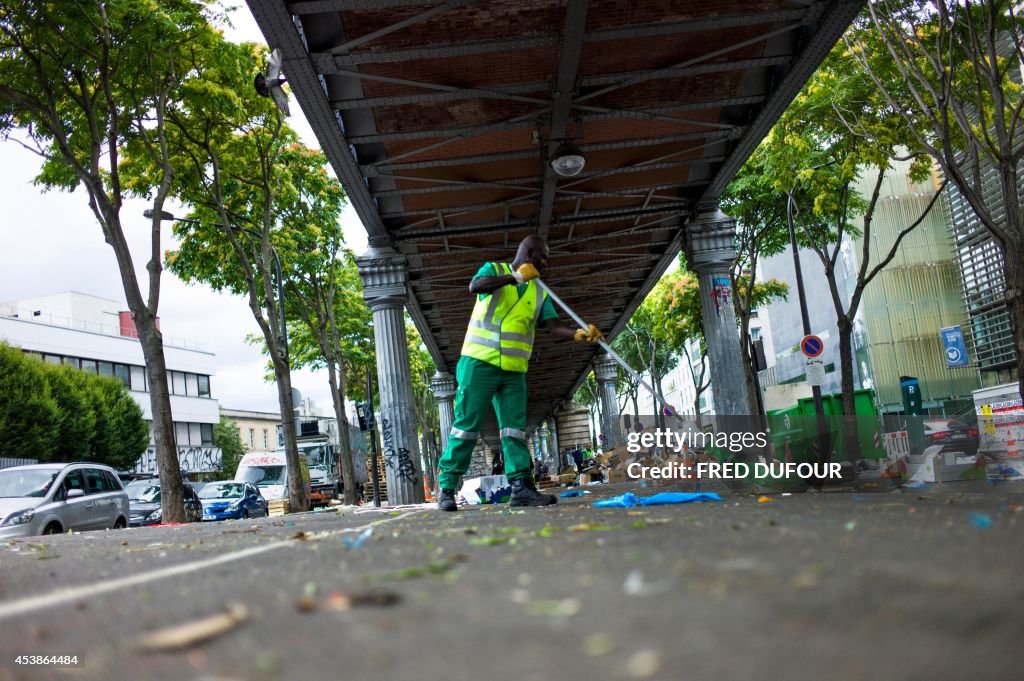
[592,492,723,508]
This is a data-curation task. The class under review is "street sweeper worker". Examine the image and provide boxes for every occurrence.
[436,234,604,511]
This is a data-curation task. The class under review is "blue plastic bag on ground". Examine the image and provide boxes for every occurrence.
[639,492,722,505]
[592,492,722,508]
[593,492,640,507]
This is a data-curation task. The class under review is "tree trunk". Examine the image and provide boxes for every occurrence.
[326,359,357,505]
[104,212,184,523]
[422,431,438,492]
[1005,245,1024,403]
[273,355,308,512]
[136,317,184,523]
[741,347,759,415]
[837,317,861,470]
[653,372,665,430]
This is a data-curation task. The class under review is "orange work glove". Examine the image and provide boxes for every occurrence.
[574,324,604,344]
[512,262,540,284]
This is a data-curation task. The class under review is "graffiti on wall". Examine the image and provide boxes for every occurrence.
[380,418,419,483]
[134,446,223,474]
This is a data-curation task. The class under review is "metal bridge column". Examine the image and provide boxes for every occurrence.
[685,207,753,417]
[357,244,424,505]
[430,371,456,455]
[593,353,623,449]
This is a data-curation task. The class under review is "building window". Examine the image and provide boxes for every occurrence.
[62,356,79,369]
[750,309,760,319]
[130,365,146,392]
[80,359,97,374]
[751,328,762,341]
[175,422,189,447]
[201,423,214,447]
[263,429,269,449]
[98,361,113,377]
[44,354,61,365]
[189,422,201,447]
[197,375,210,398]
[185,373,199,396]
[249,428,255,449]
[114,363,131,388]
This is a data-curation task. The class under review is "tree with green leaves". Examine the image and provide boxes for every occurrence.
[611,276,682,431]
[0,0,221,521]
[164,40,310,511]
[214,413,246,478]
[282,171,372,505]
[573,372,602,447]
[0,343,59,458]
[722,145,794,411]
[42,364,97,461]
[657,267,712,425]
[0,343,148,466]
[87,376,149,470]
[761,25,949,460]
[847,0,1024,401]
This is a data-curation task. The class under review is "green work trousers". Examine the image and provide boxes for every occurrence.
[437,356,531,491]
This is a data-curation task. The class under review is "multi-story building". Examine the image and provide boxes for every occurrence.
[222,408,281,453]
[856,164,980,413]
[761,159,980,415]
[944,163,1019,386]
[0,292,222,472]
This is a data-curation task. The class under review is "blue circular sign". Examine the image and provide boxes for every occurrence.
[800,335,824,358]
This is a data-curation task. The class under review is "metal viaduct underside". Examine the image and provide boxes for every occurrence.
[248,0,863,431]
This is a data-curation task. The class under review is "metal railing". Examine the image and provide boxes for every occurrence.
[1,306,204,352]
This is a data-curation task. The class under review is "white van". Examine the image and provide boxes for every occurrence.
[234,451,309,501]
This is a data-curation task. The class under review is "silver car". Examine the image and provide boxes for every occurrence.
[0,463,130,538]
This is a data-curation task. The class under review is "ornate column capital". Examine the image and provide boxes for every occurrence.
[356,245,409,310]
[593,354,618,383]
[684,207,737,275]
[430,371,456,403]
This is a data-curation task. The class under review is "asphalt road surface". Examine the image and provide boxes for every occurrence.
[1,479,1022,681]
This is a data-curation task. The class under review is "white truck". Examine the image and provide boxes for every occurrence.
[298,441,341,507]
[294,417,368,507]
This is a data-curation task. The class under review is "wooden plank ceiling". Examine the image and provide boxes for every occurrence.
[248,0,863,432]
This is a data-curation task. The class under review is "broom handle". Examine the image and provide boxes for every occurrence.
[535,278,679,420]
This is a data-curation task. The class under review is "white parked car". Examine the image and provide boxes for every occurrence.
[0,463,129,537]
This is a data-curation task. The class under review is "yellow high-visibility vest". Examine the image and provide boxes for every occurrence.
[461,262,547,373]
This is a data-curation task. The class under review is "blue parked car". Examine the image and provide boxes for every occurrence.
[198,481,268,521]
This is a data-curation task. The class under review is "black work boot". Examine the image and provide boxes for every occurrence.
[510,476,557,507]
[437,488,458,512]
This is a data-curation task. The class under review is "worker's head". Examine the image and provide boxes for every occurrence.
[513,235,550,273]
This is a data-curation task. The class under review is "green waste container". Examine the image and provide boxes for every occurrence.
[770,388,885,463]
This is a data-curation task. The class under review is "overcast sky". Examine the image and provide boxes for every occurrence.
[0,2,368,415]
